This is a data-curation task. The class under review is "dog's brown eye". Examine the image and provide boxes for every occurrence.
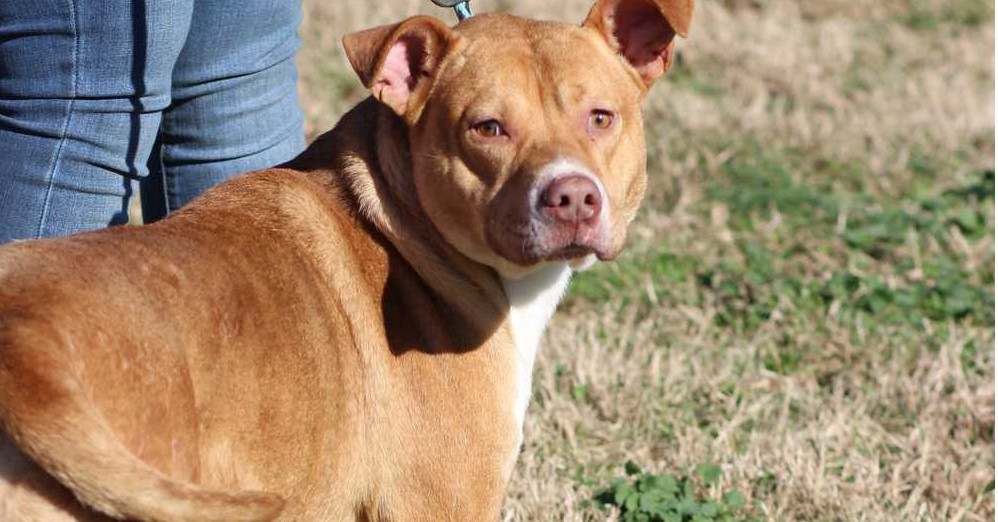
[589,110,614,130]
[472,119,504,138]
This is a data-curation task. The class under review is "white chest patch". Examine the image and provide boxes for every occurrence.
[501,263,573,446]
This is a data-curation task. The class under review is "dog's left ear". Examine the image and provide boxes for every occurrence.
[583,0,693,88]
[343,16,456,121]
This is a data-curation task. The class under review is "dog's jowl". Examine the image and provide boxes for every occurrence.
[0,1,692,520]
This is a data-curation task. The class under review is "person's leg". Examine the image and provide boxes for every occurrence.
[145,0,305,219]
[0,0,194,243]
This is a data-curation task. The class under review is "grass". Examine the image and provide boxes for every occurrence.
[297,0,995,520]
[589,461,760,521]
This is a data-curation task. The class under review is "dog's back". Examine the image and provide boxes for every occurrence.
[0,170,361,521]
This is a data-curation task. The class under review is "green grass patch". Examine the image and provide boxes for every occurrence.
[568,249,698,304]
[895,0,993,30]
[588,461,761,522]
[569,145,995,330]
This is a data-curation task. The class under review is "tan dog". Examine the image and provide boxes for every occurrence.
[0,1,692,520]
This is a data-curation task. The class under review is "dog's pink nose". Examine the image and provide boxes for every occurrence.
[538,175,602,224]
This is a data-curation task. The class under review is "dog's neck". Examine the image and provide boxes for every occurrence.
[361,102,574,430]
[295,98,574,356]
[294,98,574,443]
[297,99,511,343]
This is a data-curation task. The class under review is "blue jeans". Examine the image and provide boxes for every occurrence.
[0,0,305,243]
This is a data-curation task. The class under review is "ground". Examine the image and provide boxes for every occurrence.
[297,1,995,520]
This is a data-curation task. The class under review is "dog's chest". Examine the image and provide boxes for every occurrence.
[501,264,572,443]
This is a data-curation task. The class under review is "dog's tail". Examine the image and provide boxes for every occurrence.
[0,321,285,522]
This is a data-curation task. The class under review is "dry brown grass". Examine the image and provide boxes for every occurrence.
[297,1,995,520]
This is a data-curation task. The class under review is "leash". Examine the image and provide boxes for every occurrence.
[430,0,474,21]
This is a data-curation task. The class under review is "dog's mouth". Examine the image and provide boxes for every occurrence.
[545,243,596,261]
[535,215,614,263]
[486,217,612,266]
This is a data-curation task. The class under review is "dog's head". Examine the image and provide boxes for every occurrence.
[344,0,692,278]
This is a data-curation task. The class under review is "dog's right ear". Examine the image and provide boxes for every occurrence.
[343,16,456,122]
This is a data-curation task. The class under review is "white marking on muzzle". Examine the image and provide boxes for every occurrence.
[532,157,612,264]
[532,157,611,226]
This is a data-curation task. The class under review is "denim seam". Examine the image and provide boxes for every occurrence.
[35,0,80,239]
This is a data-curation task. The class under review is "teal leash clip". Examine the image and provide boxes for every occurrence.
[431,0,474,21]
